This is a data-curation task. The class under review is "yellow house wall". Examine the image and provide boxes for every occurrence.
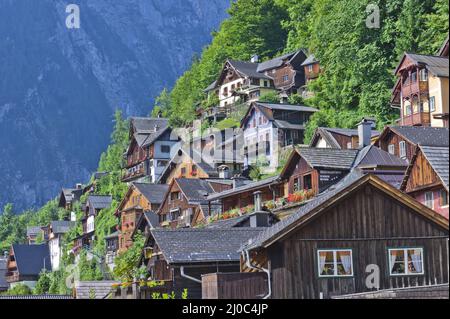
[429,75,449,127]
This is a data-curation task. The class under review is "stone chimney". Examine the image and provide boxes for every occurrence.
[218,165,230,179]
[358,117,375,149]
[249,192,272,227]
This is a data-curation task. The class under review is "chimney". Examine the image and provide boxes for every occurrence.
[251,55,259,63]
[76,183,82,190]
[250,192,271,228]
[358,117,374,149]
[253,191,262,212]
[218,165,230,179]
[154,124,160,132]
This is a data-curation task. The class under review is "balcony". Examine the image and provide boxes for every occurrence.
[401,80,428,98]
[401,112,431,126]
[122,163,146,182]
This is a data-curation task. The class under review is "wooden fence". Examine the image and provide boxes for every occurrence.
[202,272,268,299]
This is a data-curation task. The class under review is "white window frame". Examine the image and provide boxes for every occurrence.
[399,141,407,159]
[429,96,436,112]
[425,191,434,209]
[317,249,354,278]
[388,248,425,276]
[388,144,395,155]
[308,64,313,72]
[440,190,449,208]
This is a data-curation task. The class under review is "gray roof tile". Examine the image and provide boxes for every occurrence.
[12,244,51,276]
[298,147,359,170]
[390,126,449,147]
[420,146,449,190]
[133,183,169,204]
[151,228,264,264]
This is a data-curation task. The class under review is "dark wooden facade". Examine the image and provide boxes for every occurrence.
[202,272,268,299]
[253,179,449,299]
[375,129,417,163]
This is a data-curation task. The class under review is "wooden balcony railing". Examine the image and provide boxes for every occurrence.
[122,165,146,182]
[402,112,431,126]
[401,80,428,98]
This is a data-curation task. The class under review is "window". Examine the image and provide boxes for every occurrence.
[405,104,412,116]
[425,191,434,209]
[411,71,417,82]
[308,64,313,72]
[429,96,436,112]
[318,249,353,277]
[181,167,187,176]
[191,164,197,175]
[161,145,171,153]
[346,142,352,149]
[399,141,407,159]
[303,174,312,190]
[157,160,168,167]
[282,75,289,83]
[170,192,182,202]
[440,190,449,207]
[419,69,428,81]
[389,248,424,276]
[387,144,395,155]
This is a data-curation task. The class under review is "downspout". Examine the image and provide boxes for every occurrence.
[180,266,202,284]
[243,250,271,300]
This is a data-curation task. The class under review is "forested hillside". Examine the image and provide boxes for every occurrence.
[154,0,449,140]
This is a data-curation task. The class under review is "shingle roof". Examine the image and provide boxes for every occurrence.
[207,175,281,201]
[204,80,217,92]
[324,127,380,138]
[87,195,112,210]
[151,228,264,264]
[301,54,319,66]
[298,147,359,170]
[390,126,449,147]
[50,221,75,235]
[176,179,216,203]
[257,51,302,73]
[12,244,51,276]
[26,226,43,237]
[420,146,449,190]
[130,117,171,148]
[354,145,409,169]
[133,183,169,205]
[228,60,272,80]
[405,53,449,77]
[256,102,318,113]
[205,215,251,229]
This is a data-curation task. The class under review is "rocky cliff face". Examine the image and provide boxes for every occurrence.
[0,0,229,211]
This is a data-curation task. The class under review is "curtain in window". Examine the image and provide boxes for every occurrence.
[319,254,327,274]
[340,254,352,274]
[410,250,423,273]
[390,251,398,272]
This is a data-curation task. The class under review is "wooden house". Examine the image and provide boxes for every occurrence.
[5,244,51,288]
[26,226,43,245]
[375,126,449,163]
[44,221,75,271]
[300,54,322,98]
[157,178,232,228]
[116,183,168,253]
[241,101,318,169]
[401,145,449,219]
[141,228,264,299]
[73,195,112,254]
[58,183,92,211]
[158,144,243,185]
[240,173,449,299]
[280,147,359,195]
[391,44,449,127]
[310,127,380,149]
[105,231,119,271]
[122,117,178,183]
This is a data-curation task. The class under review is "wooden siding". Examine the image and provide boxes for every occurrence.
[267,184,449,299]
[202,272,268,299]
[404,150,442,193]
[165,155,210,185]
[377,131,416,162]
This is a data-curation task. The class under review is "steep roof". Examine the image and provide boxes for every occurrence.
[151,228,264,265]
[133,183,169,205]
[256,102,318,113]
[388,126,449,147]
[243,173,449,251]
[129,117,172,149]
[11,244,51,276]
[420,146,449,190]
[50,221,75,235]
[87,195,112,210]
[325,127,380,138]
[398,53,449,77]
[297,147,359,170]
[176,178,216,203]
[301,54,318,66]
[26,226,43,237]
[257,50,303,72]
[228,60,272,80]
[354,145,409,169]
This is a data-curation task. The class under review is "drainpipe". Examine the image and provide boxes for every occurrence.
[243,250,272,300]
[180,266,202,284]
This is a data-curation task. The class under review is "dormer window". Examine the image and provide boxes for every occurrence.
[419,69,428,81]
